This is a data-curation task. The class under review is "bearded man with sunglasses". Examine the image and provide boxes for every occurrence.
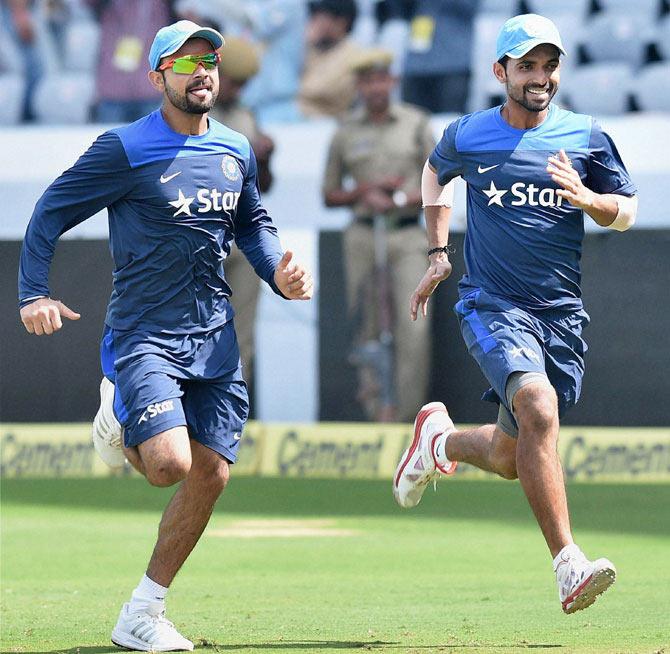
[18,20,313,652]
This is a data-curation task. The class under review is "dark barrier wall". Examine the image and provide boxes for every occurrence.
[1,241,113,422]
[2,232,669,424]
[319,230,670,426]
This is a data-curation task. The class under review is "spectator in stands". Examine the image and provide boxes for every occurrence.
[1,0,43,121]
[402,0,479,114]
[89,0,175,123]
[322,49,436,422]
[299,0,362,118]
[174,0,306,124]
[210,36,276,392]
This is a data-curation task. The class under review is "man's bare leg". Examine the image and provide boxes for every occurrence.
[145,440,229,586]
[513,382,572,557]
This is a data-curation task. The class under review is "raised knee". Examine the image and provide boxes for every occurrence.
[146,459,191,487]
[497,460,518,480]
[493,449,518,480]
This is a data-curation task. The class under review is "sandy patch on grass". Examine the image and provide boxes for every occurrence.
[208,519,357,538]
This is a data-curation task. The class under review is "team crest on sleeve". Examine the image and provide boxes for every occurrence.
[221,155,240,181]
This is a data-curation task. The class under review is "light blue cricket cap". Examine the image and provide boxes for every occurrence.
[495,14,566,62]
[148,20,225,70]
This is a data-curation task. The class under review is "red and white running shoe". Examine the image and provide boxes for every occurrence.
[556,545,616,614]
[393,402,457,508]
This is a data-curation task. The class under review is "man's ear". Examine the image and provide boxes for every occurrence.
[493,61,507,84]
[148,70,165,92]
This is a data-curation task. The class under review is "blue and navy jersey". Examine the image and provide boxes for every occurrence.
[430,104,637,312]
[19,111,284,333]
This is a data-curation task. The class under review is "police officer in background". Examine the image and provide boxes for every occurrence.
[210,37,275,391]
[323,49,436,422]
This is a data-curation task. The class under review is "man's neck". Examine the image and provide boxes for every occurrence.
[366,102,391,124]
[501,99,550,130]
[161,104,209,136]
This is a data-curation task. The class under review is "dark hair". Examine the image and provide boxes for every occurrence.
[497,55,510,69]
[308,0,358,32]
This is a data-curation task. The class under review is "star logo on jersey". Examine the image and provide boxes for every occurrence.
[169,189,195,217]
[483,181,508,207]
[509,346,541,364]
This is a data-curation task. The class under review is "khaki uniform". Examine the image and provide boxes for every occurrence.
[210,102,262,386]
[299,38,362,118]
[323,103,436,421]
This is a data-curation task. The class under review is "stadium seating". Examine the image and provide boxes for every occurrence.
[633,62,670,111]
[523,0,590,19]
[480,0,519,15]
[64,20,101,73]
[580,13,651,66]
[32,73,95,124]
[0,74,25,125]
[653,14,670,60]
[468,13,505,112]
[595,0,660,19]
[561,62,633,114]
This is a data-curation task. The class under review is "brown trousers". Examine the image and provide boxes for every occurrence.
[343,222,430,422]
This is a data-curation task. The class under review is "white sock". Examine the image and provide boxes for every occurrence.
[130,573,168,605]
[553,542,580,571]
[431,431,453,470]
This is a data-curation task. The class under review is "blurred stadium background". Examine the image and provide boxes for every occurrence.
[1,1,669,652]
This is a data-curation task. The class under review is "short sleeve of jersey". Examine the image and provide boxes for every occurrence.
[586,120,637,197]
[428,118,463,186]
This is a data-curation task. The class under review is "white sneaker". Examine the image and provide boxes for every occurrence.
[111,601,194,652]
[555,546,616,614]
[393,402,457,508]
[92,377,126,469]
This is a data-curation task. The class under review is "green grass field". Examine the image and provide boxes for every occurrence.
[1,477,669,654]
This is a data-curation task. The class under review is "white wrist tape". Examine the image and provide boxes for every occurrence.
[608,195,637,232]
[421,161,454,207]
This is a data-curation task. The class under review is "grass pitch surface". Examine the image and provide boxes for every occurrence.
[1,477,669,654]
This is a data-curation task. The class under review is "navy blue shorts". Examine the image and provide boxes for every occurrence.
[100,320,249,463]
[454,288,589,421]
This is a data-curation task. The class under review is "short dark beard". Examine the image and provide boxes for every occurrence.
[506,80,556,113]
[164,80,218,114]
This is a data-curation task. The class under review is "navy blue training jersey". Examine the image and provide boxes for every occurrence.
[19,110,284,333]
[430,104,637,312]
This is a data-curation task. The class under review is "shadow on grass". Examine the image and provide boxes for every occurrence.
[0,641,565,653]
[2,477,669,538]
[200,641,565,650]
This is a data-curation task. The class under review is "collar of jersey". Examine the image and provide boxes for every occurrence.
[493,102,556,137]
[154,109,212,140]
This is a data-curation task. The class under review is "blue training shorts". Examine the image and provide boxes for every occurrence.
[100,320,249,463]
[454,288,589,424]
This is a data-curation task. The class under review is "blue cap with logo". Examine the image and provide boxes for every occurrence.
[148,20,225,71]
[495,14,566,62]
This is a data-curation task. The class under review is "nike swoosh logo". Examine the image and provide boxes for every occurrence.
[160,171,181,183]
[477,164,500,174]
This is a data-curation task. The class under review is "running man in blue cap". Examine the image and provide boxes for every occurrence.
[393,14,637,614]
[19,20,313,651]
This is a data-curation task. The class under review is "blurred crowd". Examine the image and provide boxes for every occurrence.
[3,0,669,423]
[2,0,669,126]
